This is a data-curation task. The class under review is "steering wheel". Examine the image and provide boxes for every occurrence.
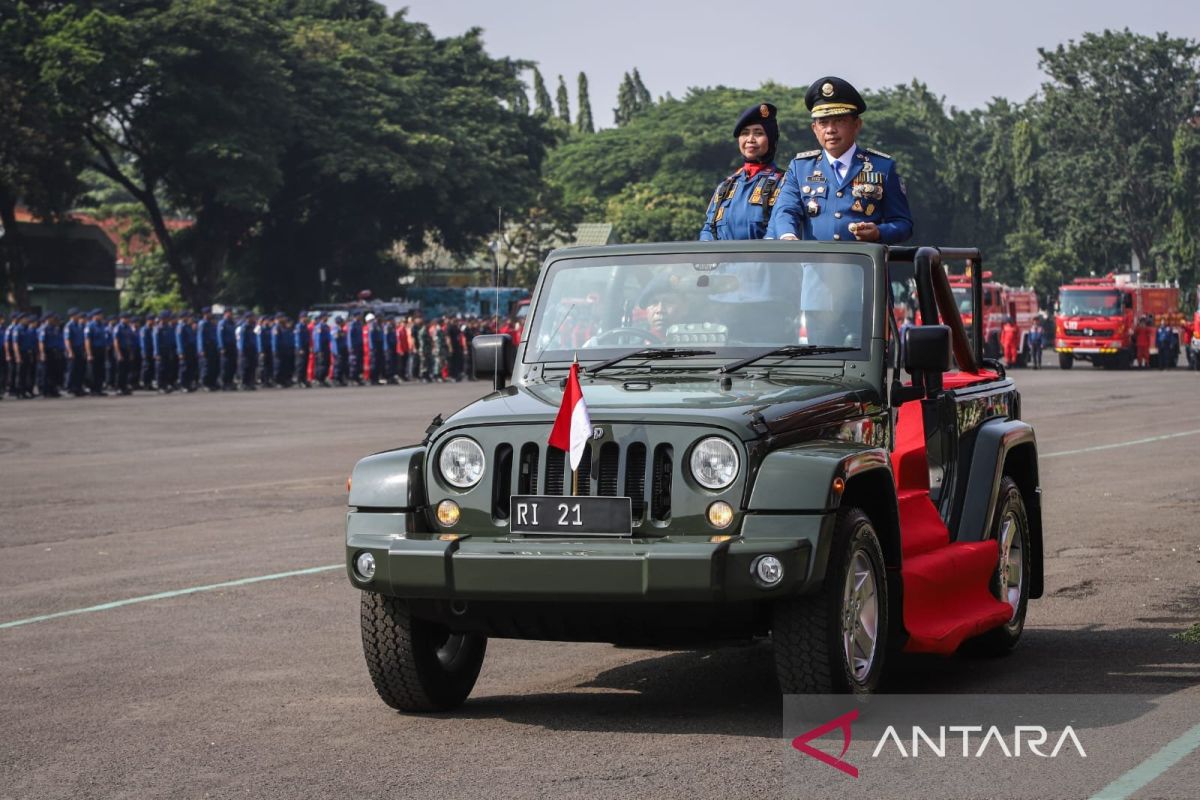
[586,327,665,347]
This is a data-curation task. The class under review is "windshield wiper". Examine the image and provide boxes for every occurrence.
[586,347,715,375]
[719,345,859,374]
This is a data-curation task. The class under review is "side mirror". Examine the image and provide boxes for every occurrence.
[472,334,515,390]
[904,324,952,373]
[893,324,951,403]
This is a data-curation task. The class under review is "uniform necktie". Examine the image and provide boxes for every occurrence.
[833,161,845,182]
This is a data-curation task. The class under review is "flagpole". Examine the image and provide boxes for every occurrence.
[571,351,578,496]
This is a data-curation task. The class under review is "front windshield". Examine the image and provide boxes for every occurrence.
[525,253,871,363]
[952,287,972,316]
[1058,289,1122,317]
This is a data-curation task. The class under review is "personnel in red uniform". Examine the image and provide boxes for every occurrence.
[1000,317,1020,367]
[1136,315,1153,368]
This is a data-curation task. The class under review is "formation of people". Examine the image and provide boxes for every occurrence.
[0,307,514,400]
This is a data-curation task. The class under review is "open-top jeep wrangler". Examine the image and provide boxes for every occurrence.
[347,243,1043,711]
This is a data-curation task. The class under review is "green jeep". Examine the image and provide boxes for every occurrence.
[347,242,1043,711]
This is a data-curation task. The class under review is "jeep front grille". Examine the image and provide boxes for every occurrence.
[492,440,669,526]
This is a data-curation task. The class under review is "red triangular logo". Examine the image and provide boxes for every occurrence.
[791,709,859,778]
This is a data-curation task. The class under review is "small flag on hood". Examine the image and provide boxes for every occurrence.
[548,362,591,472]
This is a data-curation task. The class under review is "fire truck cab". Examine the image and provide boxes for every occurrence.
[1055,275,1182,369]
[948,273,1040,365]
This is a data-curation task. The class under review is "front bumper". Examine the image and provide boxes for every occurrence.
[346,510,835,602]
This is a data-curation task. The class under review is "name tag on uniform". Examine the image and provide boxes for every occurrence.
[806,174,826,183]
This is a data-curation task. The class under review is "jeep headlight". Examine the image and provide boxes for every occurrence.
[439,437,485,488]
[690,437,739,490]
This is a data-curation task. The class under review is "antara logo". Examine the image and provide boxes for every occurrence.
[791,710,1087,778]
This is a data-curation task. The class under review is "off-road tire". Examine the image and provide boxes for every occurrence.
[772,507,889,694]
[360,591,487,712]
[1058,353,1074,370]
[969,477,1031,655]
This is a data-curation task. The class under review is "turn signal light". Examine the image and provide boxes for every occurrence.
[436,500,461,527]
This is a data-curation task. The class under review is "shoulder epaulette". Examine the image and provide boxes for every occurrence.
[863,146,892,159]
[794,149,821,159]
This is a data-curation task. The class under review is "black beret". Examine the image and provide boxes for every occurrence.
[734,102,779,140]
[806,76,866,118]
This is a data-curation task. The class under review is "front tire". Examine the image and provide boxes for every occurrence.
[1058,353,1074,369]
[971,477,1031,655]
[772,507,889,693]
[360,592,487,712]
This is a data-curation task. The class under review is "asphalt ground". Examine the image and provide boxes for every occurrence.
[1,368,1198,799]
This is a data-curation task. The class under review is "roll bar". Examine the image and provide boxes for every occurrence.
[887,246,983,374]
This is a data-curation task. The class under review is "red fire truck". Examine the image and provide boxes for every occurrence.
[1189,287,1200,370]
[1055,275,1183,369]
[947,273,1040,365]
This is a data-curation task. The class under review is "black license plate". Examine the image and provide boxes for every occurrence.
[509,495,633,536]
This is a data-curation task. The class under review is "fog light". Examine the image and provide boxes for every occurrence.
[752,555,784,587]
[436,499,460,527]
[707,501,734,529]
[354,551,376,581]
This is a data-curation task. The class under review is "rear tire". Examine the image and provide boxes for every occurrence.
[1058,353,1073,370]
[772,507,889,693]
[360,591,487,712]
[970,477,1031,655]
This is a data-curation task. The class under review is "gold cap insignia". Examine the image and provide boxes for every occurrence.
[821,82,835,97]
[760,104,770,118]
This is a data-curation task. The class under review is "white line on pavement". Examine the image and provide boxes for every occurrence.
[1042,428,1200,459]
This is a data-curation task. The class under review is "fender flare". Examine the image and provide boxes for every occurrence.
[348,445,426,510]
[746,441,891,512]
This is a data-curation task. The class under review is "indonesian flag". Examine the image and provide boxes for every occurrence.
[548,362,591,471]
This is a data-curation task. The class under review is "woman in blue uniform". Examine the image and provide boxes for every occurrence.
[699,102,786,241]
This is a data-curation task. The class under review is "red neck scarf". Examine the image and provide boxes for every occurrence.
[742,161,771,179]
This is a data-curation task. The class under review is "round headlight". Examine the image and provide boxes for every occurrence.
[439,437,485,488]
[690,437,739,490]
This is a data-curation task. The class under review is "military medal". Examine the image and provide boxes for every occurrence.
[806,198,819,216]
[866,203,875,215]
[802,186,811,194]
[851,199,864,213]
[862,161,873,173]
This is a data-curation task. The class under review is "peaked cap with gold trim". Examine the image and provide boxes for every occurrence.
[805,76,866,118]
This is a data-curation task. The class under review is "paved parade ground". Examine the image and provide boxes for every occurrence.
[2,370,1199,798]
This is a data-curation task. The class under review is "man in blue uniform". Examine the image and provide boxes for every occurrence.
[139,315,156,390]
[700,102,786,241]
[217,308,237,390]
[333,315,349,386]
[383,316,398,384]
[294,312,312,388]
[767,76,913,244]
[36,312,64,397]
[173,310,197,391]
[112,311,137,395]
[346,311,365,386]
[313,313,332,387]
[154,310,177,392]
[258,314,275,387]
[197,307,219,391]
[272,313,294,388]
[62,309,86,396]
[83,309,109,396]
[236,312,258,390]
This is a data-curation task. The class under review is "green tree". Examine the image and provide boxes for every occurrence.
[614,72,636,127]
[1163,122,1200,291]
[606,183,700,243]
[531,66,553,117]
[555,74,571,125]
[1036,29,1200,280]
[576,72,595,134]
[631,68,652,110]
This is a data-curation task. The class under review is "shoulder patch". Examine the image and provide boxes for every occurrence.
[863,146,892,160]
[794,150,821,160]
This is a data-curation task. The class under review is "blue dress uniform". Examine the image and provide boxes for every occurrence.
[367,317,384,383]
[700,103,786,241]
[217,312,238,389]
[154,311,177,391]
[175,314,198,391]
[257,317,274,387]
[84,311,109,395]
[272,314,293,387]
[766,77,913,244]
[197,310,219,390]
[313,317,332,385]
[346,314,365,385]
[63,310,86,395]
[113,315,136,394]
[333,319,349,386]
[37,315,64,397]
[236,314,258,389]
[293,315,312,387]
[383,319,398,383]
[139,317,157,389]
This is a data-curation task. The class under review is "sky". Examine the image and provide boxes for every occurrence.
[384,0,1199,128]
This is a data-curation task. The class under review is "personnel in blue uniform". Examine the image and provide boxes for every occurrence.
[112,311,137,395]
[153,310,177,392]
[62,308,86,396]
[257,314,275,387]
[236,312,258,390]
[346,311,365,386]
[767,76,913,244]
[700,103,786,241]
[216,308,238,390]
[332,316,349,386]
[383,317,398,384]
[366,313,385,384]
[138,315,156,390]
[83,309,109,396]
[36,313,64,398]
[174,310,198,391]
[196,308,219,391]
[128,316,143,389]
[294,312,312,388]
[272,313,294,388]
[0,312,8,400]
[5,314,20,397]
[313,313,332,387]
